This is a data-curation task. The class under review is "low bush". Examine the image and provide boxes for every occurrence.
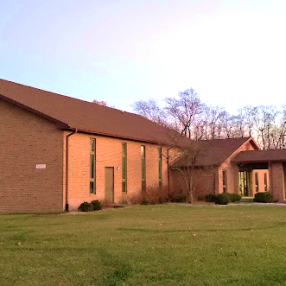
[168,189,188,203]
[215,194,230,205]
[231,193,241,202]
[129,187,187,205]
[78,202,94,212]
[100,198,114,209]
[226,193,241,202]
[141,198,149,205]
[129,193,143,205]
[91,200,102,211]
[172,195,187,203]
[205,193,217,203]
[129,187,165,205]
[158,196,168,204]
[141,186,171,205]
[206,193,241,204]
[254,192,274,203]
[78,200,102,212]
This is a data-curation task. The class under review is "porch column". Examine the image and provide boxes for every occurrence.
[215,167,219,194]
[233,164,239,194]
[269,162,285,202]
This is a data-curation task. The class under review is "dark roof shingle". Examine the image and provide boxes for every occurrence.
[0,78,187,145]
[232,149,286,163]
[172,137,255,167]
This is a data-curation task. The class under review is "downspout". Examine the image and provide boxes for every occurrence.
[65,128,77,211]
[269,161,273,196]
[167,149,170,195]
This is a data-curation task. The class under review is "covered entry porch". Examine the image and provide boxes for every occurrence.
[232,150,286,202]
[237,163,269,197]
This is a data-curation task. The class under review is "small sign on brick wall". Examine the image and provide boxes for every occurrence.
[36,164,46,169]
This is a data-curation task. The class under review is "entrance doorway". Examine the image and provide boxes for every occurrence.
[239,171,252,197]
[105,167,114,203]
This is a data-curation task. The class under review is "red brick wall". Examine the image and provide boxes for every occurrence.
[170,167,217,200]
[252,170,269,193]
[0,99,169,213]
[219,140,257,194]
[0,99,64,213]
[219,163,239,194]
[170,139,258,199]
[269,162,285,202]
[64,133,169,210]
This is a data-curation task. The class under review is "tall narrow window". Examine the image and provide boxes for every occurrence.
[222,170,227,193]
[90,138,96,194]
[158,148,162,186]
[141,146,146,191]
[264,173,267,192]
[255,172,259,192]
[122,143,127,192]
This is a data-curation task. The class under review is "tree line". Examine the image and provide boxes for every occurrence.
[133,88,286,150]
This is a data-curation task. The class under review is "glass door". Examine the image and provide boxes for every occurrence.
[239,171,248,196]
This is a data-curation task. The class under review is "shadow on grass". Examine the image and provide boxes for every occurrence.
[118,221,286,234]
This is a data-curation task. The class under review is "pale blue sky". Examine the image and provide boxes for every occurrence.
[1,0,285,114]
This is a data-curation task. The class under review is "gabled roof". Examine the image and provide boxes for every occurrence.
[0,78,187,145]
[171,137,257,167]
[232,149,286,163]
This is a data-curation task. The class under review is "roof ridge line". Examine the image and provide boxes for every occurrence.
[0,78,144,116]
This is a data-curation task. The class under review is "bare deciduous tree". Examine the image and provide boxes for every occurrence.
[92,100,108,106]
[132,98,167,125]
[133,88,286,149]
[165,88,204,139]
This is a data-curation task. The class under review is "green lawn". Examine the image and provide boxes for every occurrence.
[1,204,286,286]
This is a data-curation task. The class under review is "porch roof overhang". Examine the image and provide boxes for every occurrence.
[232,150,286,164]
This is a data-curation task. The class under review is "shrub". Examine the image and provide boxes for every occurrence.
[119,198,129,205]
[230,193,241,202]
[158,196,167,204]
[172,195,187,203]
[205,193,217,203]
[91,200,102,211]
[78,200,103,212]
[78,202,94,212]
[138,186,169,205]
[130,186,187,205]
[100,199,114,209]
[169,189,188,203]
[225,193,241,202]
[141,198,149,205]
[205,193,241,203]
[215,194,230,205]
[254,192,274,203]
[129,192,144,205]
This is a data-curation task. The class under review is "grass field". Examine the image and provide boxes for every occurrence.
[1,204,286,286]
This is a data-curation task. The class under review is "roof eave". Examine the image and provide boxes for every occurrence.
[234,159,286,164]
[0,94,70,129]
[0,94,169,145]
[171,163,219,168]
[227,137,259,161]
[66,127,172,146]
